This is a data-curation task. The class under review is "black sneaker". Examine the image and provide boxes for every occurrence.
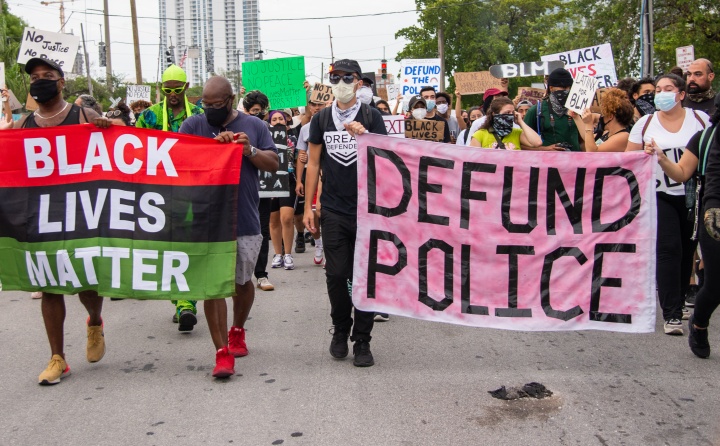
[172,313,178,323]
[178,310,197,332]
[329,328,349,358]
[304,231,313,244]
[685,285,699,308]
[295,235,306,253]
[353,341,374,367]
[688,315,710,358]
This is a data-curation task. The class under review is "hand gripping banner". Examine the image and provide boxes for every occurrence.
[0,125,242,299]
[353,134,657,332]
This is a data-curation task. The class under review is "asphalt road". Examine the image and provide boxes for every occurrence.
[1,246,719,446]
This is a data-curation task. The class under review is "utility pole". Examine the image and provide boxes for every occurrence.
[80,23,92,95]
[129,0,142,83]
[103,0,113,91]
[40,0,74,33]
[640,0,654,78]
[328,26,334,63]
[438,24,445,91]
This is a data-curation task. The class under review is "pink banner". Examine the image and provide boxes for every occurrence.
[353,134,657,332]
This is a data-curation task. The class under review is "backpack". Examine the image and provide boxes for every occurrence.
[318,103,372,135]
[689,125,717,240]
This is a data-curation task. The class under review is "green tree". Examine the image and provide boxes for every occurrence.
[0,1,29,104]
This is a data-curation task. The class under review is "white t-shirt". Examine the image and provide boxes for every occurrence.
[628,108,710,195]
[297,122,311,153]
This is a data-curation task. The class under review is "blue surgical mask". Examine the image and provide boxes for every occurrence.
[426,99,436,112]
[654,91,679,112]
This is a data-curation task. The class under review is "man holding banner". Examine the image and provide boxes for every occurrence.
[303,59,387,367]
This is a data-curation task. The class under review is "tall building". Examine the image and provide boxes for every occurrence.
[159,0,259,87]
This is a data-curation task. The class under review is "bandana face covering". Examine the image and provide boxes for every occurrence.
[492,114,514,138]
[549,90,569,116]
[687,88,716,103]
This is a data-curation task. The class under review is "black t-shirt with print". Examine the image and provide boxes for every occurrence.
[308,104,387,216]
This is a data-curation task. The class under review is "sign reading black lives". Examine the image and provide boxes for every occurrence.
[259,126,291,198]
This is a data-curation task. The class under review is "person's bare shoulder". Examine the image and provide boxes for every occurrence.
[13,114,29,128]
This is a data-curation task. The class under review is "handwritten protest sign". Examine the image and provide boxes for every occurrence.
[0,62,4,94]
[542,43,618,88]
[242,56,306,109]
[489,61,565,79]
[453,71,503,95]
[675,45,694,72]
[590,88,609,113]
[386,83,400,100]
[259,126,291,198]
[17,27,80,71]
[383,115,405,138]
[518,87,546,105]
[309,83,334,103]
[405,119,445,141]
[126,85,151,105]
[565,72,599,114]
[400,59,441,97]
[352,133,657,332]
[0,125,243,299]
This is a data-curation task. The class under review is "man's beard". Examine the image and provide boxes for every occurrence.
[688,82,708,94]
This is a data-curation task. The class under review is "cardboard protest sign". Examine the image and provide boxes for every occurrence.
[383,115,405,138]
[542,43,618,89]
[400,59,441,97]
[565,72,600,114]
[377,87,388,102]
[0,126,243,299]
[518,87,546,105]
[242,56,306,109]
[590,88,608,113]
[259,126,291,198]
[386,83,400,101]
[17,27,80,72]
[489,61,565,79]
[309,83,334,103]
[126,85,152,105]
[675,45,694,72]
[453,71,503,95]
[7,90,23,111]
[25,93,38,111]
[405,119,445,141]
[352,133,657,332]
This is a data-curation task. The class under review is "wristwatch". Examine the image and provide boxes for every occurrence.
[249,145,258,158]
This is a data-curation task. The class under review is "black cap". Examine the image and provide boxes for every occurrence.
[408,95,427,110]
[548,68,573,88]
[330,59,362,77]
[362,76,374,86]
[24,57,65,78]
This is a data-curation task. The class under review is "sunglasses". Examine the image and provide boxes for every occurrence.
[201,97,231,110]
[161,84,187,95]
[329,74,356,85]
[106,110,123,118]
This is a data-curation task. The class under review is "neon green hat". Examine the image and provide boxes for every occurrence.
[162,64,187,83]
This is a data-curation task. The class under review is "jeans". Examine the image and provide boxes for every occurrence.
[254,198,272,280]
[320,209,374,342]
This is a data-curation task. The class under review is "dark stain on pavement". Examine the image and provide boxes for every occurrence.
[151,421,165,427]
[142,363,155,372]
[271,440,283,445]
[473,396,563,427]
[291,432,303,437]
[265,379,276,384]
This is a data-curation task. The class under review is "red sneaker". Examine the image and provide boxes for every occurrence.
[228,326,248,357]
[212,347,235,378]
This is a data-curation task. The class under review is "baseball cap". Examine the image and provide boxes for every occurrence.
[24,58,64,78]
[483,88,508,102]
[408,95,427,110]
[362,76,374,86]
[330,59,362,77]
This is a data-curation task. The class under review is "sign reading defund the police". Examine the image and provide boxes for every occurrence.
[541,43,618,88]
[0,126,243,299]
[17,27,80,71]
[400,59,441,97]
[352,134,658,333]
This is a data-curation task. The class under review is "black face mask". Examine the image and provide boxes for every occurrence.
[205,103,231,127]
[30,79,60,104]
[638,92,655,103]
[133,112,140,120]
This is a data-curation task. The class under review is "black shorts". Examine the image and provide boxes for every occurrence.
[294,170,306,215]
[270,176,297,211]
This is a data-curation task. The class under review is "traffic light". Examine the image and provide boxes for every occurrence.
[98,42,106,68]
[165,50,174,68]
[381,59,387,79]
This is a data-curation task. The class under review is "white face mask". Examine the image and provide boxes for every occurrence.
[332,81,357,104]
[356,87,373,104]
[412,108,427,120]
[436,103,449,114]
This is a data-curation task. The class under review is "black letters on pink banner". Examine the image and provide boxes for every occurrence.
[418,239,453,311]
[540,247,587,321]
[460,162,496,230]
[418,156,454,226]
[546,167,586,235]
[367,230,407,299]
[460,244,489,315]
[502,166,539,234]
[495,245,534,317]
[367,147,411,218]
[592,167,640,233]
[590,244,634,324]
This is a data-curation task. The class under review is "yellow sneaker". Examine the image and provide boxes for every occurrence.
[86,318,106,363]
[38,355,70,385]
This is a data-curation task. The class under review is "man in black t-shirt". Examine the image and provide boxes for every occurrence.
[683,59,716,116]
[303,59,387,367]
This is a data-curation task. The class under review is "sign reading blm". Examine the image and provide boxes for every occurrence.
[18,27,80,70]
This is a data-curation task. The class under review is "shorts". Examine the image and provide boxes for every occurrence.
[235,234,263,285]
[294,170,306,215]
[270,176,297,211]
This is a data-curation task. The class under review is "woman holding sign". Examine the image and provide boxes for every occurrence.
[576,88,634,153]
[469,97,541,150]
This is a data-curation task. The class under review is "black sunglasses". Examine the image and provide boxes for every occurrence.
[329,74,356,85]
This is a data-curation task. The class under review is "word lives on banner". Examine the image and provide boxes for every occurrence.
[0,125,243,299]
[353,134,657,333]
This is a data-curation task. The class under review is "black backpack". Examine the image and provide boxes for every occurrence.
[689,125,717,240]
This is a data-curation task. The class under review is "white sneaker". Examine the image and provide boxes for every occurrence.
[283,254,295,270]
[31,292,43,299]
[664,319,684,335]
[682,306,690,320]
[314,245,324,265]
[257,277,274,291]
[271,254,284,268]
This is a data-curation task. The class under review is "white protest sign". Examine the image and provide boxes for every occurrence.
[400,59,441,97]
[17,27,80,71]
[0,62,5,103]
[386,83,400,101]
[675,45,694,72]
[542,43,618,88]
[383,115,405,138]
[565,72,599,114]
[126,85,152,105]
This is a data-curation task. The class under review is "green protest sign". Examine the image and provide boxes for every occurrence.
[242,56,306,109]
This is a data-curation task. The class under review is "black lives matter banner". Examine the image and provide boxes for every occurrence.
[0,125,242,299]
[352,134,658,333]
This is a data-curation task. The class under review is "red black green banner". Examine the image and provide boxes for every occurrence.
[0,124,242,299]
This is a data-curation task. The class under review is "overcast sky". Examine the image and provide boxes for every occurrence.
[8,0,420,84]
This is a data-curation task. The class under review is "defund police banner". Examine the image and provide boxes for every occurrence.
[542,43,618,88]
[400,59,441,97]
[242,56,306,109]
[18,27,80,71]
[0,125,243,299]
[352,134,657,333]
